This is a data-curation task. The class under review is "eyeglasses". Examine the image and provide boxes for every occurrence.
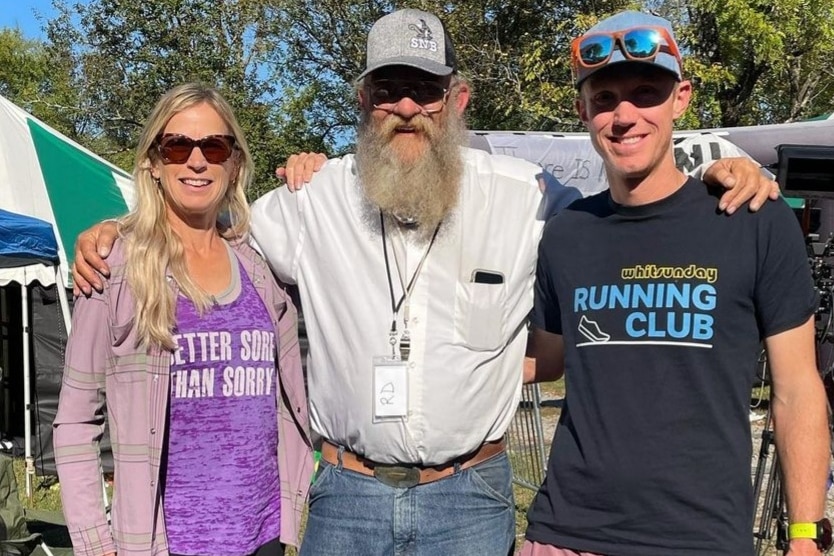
[571,26,682,74]
[154,133,237,165]
[367,79,449,114]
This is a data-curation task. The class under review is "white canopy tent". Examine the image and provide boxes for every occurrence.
[0,94,134,496]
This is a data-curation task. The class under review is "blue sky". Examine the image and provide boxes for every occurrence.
[0,0,61,38]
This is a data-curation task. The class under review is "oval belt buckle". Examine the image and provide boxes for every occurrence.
[374,465,421,488]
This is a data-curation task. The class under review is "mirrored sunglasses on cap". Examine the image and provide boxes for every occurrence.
[571,26,682,75]
[155,133,237,165]
[367,79,448,106]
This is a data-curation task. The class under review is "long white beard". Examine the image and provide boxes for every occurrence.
[355,105,467,231]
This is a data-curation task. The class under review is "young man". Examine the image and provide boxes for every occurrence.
[73,8,779,556]
[523,11,830,556]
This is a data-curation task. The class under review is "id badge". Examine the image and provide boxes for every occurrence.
[373,356,408,421]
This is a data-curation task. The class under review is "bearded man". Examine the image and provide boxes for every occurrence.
[250,11,551,555]
[73,8,779,556]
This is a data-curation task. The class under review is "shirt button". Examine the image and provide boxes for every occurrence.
[408,362,416,369]
[150,428,156,435]
[412,316,419,324]
[153,376,159,382]
[150,481,155,487]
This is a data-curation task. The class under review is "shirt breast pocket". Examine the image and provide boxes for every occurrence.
[454,281,508,351]
[110,319,146,383]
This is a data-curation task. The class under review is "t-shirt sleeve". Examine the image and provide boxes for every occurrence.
[530,220,563,334]
[250,186,306,285]
[755,200,818,338]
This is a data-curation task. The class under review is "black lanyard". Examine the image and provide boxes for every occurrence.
[380,212,440,360]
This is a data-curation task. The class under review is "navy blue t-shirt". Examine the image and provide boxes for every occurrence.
[526,178,816,556]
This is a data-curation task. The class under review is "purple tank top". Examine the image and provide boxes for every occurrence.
[163,254,280,555]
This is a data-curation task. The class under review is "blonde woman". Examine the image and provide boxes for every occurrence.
[54,83,313,556]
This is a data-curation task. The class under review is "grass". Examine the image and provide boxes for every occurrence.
[13,458,63,512]
[513,483,536,550]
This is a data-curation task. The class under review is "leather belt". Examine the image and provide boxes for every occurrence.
[320,438,506,488]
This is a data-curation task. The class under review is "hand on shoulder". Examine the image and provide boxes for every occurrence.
[275,152,329,192]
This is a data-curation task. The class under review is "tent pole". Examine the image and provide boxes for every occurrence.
[21,271,34,499]
[55,266,72,334]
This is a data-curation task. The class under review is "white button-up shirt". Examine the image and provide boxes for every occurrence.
[251,147,554,465]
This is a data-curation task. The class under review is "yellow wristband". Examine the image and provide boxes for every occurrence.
[789,522,818,539]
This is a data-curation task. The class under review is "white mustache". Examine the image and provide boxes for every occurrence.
[378,114,436,139]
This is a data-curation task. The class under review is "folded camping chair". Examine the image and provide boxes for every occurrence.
[0,454,56,556]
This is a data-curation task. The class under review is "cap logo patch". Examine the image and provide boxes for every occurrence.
[408,19,438,52]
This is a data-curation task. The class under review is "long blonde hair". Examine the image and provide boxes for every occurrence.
[120,83,254,349]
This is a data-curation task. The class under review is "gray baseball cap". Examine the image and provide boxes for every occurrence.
[574,11,682,87]
[357,9,458,80]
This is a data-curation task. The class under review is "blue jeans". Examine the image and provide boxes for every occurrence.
[299,451,515,556]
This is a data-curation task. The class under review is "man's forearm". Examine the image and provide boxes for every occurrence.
[773,375,829,523]
[525,328,565,383]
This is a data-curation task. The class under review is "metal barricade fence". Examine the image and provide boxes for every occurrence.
[506,383,549,491]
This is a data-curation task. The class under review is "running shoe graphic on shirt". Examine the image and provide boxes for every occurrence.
[578,315,610,343]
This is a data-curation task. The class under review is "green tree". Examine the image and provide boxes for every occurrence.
[0,29,48,107]
[0,25,97,143]
[673,0,834,126]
